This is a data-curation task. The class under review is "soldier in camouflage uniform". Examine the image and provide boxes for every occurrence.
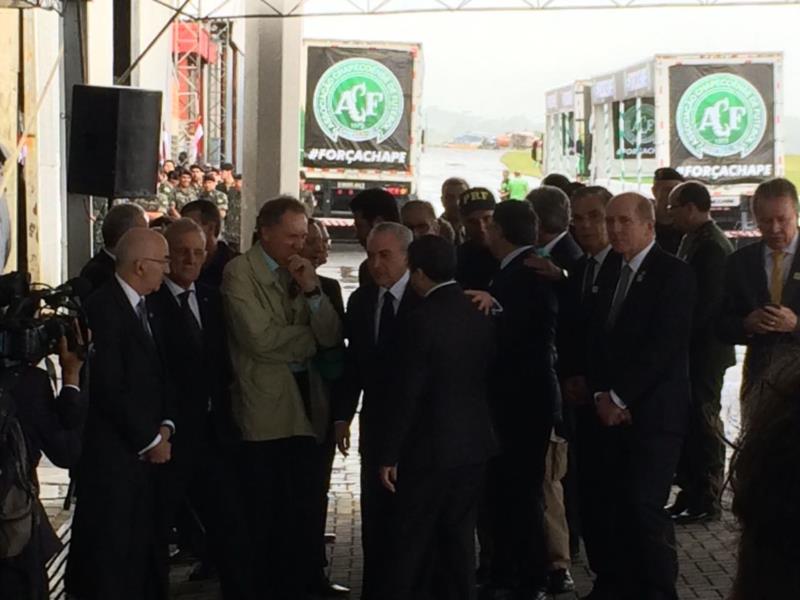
[224,176,242,252]
[198,174,229,218]
[173,169,199,213]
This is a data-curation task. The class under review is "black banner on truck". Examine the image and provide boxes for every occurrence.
[304,46,414,170]
[612,97,656,158]
[669,63,775,184]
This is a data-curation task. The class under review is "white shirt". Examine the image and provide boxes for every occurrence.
[541,230,569,256]
[375,270,410,341]
[425,280,457,298]
[114,274,176,455]
[500,245,535,270]
[764,233,799,291]
[164,277,202,328]
[588,245,613,283]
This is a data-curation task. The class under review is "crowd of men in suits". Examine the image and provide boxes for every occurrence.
[47,165,799,600]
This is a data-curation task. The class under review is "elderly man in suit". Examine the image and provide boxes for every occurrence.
[667,182,735,524]
[587,192,695,600]
[718,178,800,428]
[67,228,175,600]
[222,196,342,600]
[149,218,251,599]
[79,203,147,292]
[379,235,496,600]
[334,222,421,600]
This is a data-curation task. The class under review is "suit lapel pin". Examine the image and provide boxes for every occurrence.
[591,285,599,294]
[636,270,646,283]
[793,272,800,281]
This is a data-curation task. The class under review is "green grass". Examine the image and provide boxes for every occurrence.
[500,150,542,178]
[786,155,800,189]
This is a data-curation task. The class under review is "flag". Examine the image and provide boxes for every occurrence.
[189,116,203,163]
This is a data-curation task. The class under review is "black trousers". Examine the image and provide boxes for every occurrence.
[574,404,618,593]
[388,463,485,600]
[360,454,397,600]
[311,424,337,577]
[240,436,318,600]
[604,428,683,600]
[675,369,727,513]
[487,419,551,591]
[158,426,254,600]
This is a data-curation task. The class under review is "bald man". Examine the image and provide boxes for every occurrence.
[67,228,176,600]
[584,193,695,600]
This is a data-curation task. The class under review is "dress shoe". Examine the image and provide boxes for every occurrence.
[548,568,575,593]
[308,576,350,597]
[665,495,688,517]
[673,508,721,525]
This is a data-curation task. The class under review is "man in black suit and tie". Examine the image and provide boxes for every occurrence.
[181,199,240,289]
[67,228,176,600]
[588,192,695,600]
[483,201,560,600]
[334,222,420,600]
[718,178,800,428]
[667,182,735,524]
[79,203,147,292]
[525,185,584,279]
[147,218,252,599]
[557,185,623,599]
[377,235,496,600]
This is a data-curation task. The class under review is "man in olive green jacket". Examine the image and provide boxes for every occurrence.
[222,196,342,598]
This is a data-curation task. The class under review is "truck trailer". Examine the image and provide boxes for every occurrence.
[300,39,424,235]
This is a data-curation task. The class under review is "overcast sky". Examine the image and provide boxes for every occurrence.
[303,5,799,122]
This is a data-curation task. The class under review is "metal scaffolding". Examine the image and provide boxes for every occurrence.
[206,20,231,165]
[186,0,800,20]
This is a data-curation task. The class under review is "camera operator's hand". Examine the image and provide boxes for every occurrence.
[58,332,85,387]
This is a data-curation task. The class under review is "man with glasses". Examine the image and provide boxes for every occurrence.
[67,228,176,600]
[666,181,735,525]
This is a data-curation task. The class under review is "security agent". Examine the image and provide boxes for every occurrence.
[0,326,87,600]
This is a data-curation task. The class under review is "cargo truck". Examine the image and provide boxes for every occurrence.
[545,52,784,241]
[300,39,424,235]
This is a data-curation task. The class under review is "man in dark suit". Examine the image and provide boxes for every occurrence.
[302,218,350,597]
[378,235,495,600]
[483,201,560,600]
[587,192,695,600]
[525,184,584,278]
[454,187,499,291]
[667,182,735,524]
[67,228,176,600]
[718,177,800,428]
[148,218,252,599]
[556,186,623,599]
[181,199,240,288]
[350,188,402,287]
[526,183,585,586]
[334,222,421,600]
[79,203,147,292]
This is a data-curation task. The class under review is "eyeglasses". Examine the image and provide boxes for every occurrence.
[173,248,208,259]
[140,257,171,266]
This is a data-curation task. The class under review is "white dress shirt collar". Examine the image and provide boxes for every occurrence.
[163,276,197,298]
[500,245,535,270]
[623,239,656,275]
[114,273,145,311]
[379,270,410,303]
[590,245,613,267]
[103,247,116,261]
[541,230,569,256]
[763,233,799,260]
[424,280,457,298]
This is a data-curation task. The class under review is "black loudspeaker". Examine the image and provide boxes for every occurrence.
[68,85,162,199]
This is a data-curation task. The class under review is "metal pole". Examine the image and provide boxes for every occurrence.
[635,96,643,192]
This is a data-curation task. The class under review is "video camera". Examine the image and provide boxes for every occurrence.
[0,272,90,364]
